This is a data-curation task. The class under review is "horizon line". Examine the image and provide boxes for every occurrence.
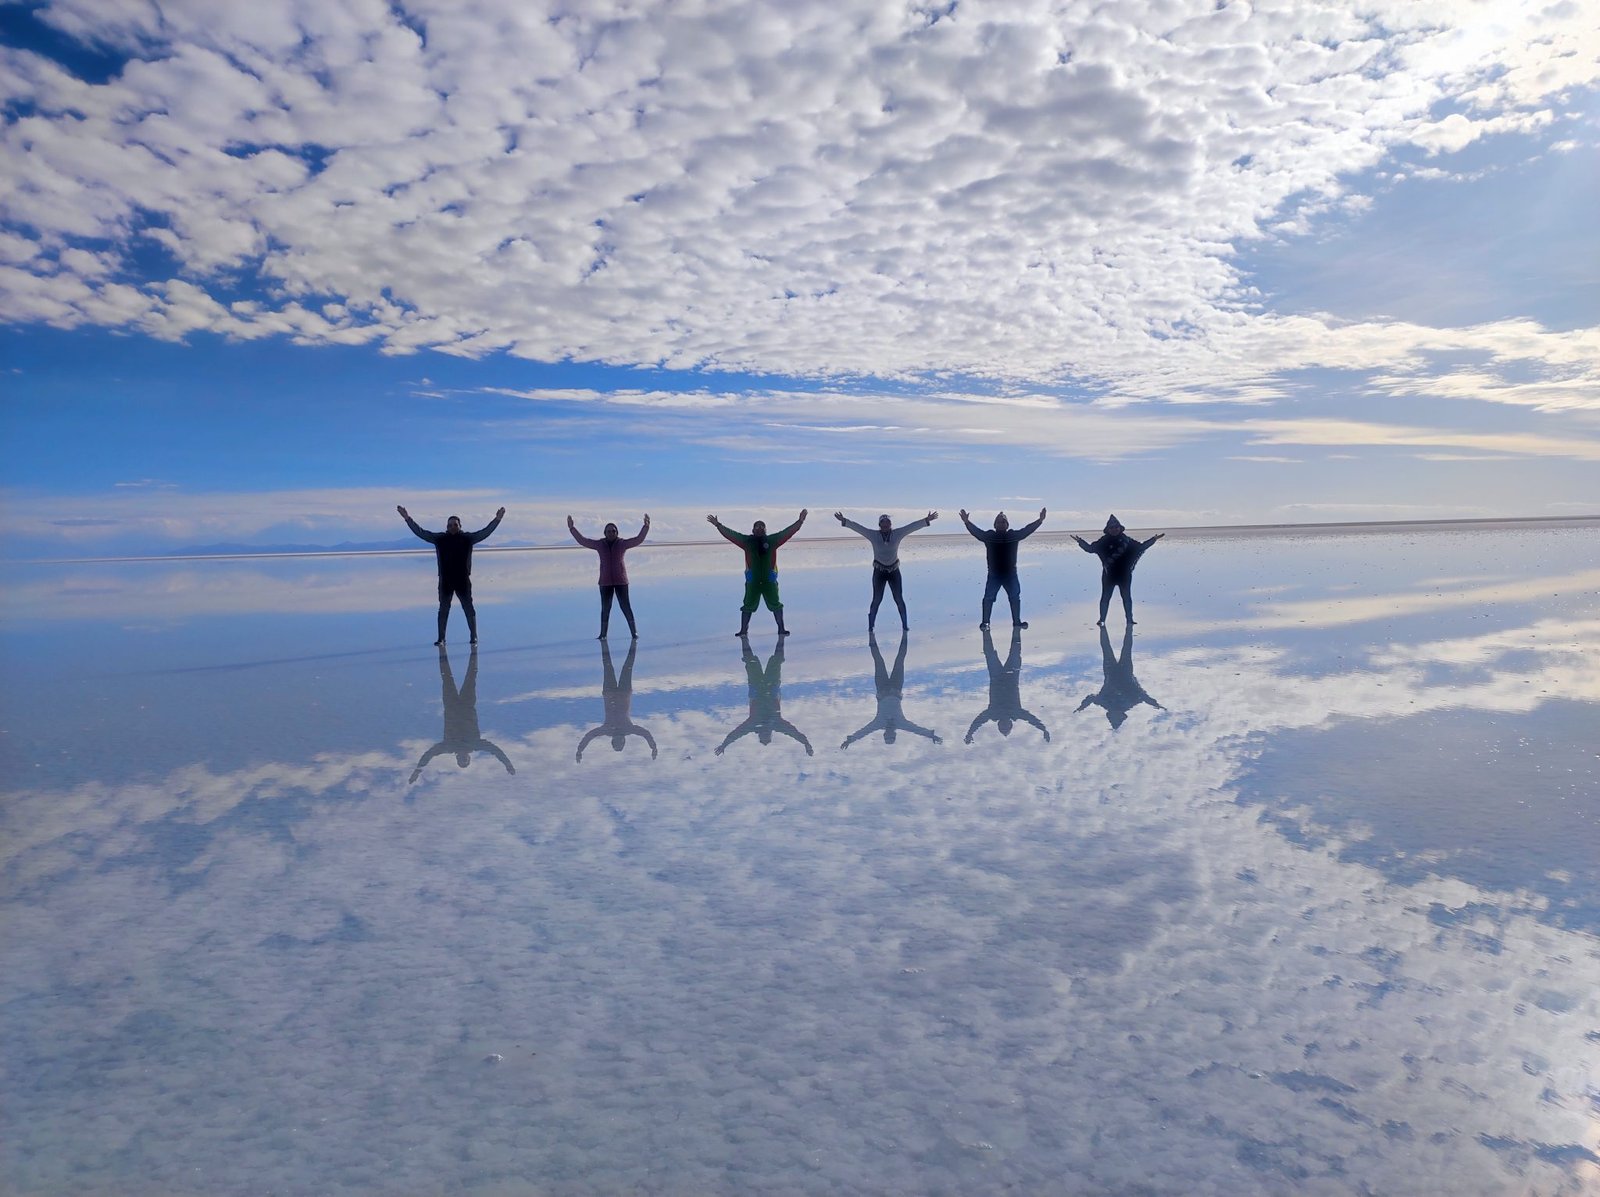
[8,513,1599,566]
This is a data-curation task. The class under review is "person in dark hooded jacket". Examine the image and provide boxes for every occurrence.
[1074,515,1164,626]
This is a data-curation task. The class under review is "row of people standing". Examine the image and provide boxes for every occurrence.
[398,504,1164,644]
[412,623,1164,780]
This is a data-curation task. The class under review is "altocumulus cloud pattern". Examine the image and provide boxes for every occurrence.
[1,0,1597,407]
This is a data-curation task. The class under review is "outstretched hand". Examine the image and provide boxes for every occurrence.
[1038,507,1047,520]
[396,505,408,518]
[496,506,506,519]
[706,514,718,526]
[566,515,575,526]
[958,509,969,522]
[834,511,846,524]
[927,510,939,522]
[643,513,651,524]
[798,508,808,521]
[1153,532,1165,540]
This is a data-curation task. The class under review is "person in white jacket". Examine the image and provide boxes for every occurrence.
[835,510,938,631]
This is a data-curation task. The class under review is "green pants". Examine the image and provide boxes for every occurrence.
[741,574,783,613]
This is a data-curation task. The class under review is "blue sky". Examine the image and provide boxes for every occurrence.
[2,0,1597,557]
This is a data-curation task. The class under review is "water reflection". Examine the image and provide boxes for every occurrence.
[575,640,658,761]
[965,625,1050,743]
[408,645,515,782]
[1075,624,1166,730]
[716,638,814,756]
[839,631,942,749]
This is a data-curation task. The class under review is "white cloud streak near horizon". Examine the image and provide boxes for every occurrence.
[0,0,1596,412]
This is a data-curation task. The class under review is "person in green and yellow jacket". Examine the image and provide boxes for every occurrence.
[707,509,808,637]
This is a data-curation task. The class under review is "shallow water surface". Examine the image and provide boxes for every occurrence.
[3,527,1599,1195]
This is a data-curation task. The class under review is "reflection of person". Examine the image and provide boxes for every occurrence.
[568,514,649,639]
[576,639,657,761]
[835,510,938,631]
[960,507,1046,630]
[965,625,1050,744]
[410,645,515,782]
[398,504,506,645]
[716,638,813,755]
[708,510,807,637]
[1073,515,1164,626]
[1076,624,1165,730]
[841,630,941,748]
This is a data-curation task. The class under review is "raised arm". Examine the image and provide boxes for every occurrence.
[469,507,506,543]
[1017,708,1051,741]
[964,710,992,744]
[771,509,808,547]
[775,718,814,755]
[619,515,650,549]
[1140,532,1165,549]
[1074,535,1098,553]
[567,516,601,549]
[410,741,446,782]
[633,724,659,759]
[899,717,942,744]
[837,512,873,539]
[707,515,747,548]
[398,505,440,544]
[897,511,938,536]
[575,725,607,762]
[479,739,516,774]
[1016,507,1047,538]
[958,509,988,541]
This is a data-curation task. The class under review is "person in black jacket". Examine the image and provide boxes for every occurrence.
[398,504,506,644]
[1073,515,1163,626]
[960,507,1046,629]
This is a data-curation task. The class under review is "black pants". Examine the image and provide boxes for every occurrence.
[982,571,1022,624]
[1099,574,1133,623]
[599,584,636,636]
[869,566,906,627]
[437,578,477,642]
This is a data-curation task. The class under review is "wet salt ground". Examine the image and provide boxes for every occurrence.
[3,526,1600,1195]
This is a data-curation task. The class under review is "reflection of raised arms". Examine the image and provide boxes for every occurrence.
[841,633,941,748]
[576,640,658,761]
[965,628,1050,743]
[410,645,515,782]
[1077,626,1164,723]
[716,640,813,756]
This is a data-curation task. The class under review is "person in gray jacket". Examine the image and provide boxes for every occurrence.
[835,509,938,630]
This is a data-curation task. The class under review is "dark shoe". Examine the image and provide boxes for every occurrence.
[434,638,445,646]
[597,632,607,639]
[978,622,990,630]
[778,628,791,636]
[1017,621,1029,629]
[469,637,478,645]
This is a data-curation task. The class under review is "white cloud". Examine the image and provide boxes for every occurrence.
[0,0,1593,398]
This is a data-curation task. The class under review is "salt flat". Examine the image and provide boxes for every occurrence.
[3,525,1599,1195]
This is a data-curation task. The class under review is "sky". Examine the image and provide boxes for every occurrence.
[1,0,1597,557]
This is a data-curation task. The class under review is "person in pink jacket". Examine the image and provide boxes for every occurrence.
[568,514,650,639]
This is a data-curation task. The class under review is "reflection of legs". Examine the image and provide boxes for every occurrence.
[1097,577,1114,625]
[886,568,907,628]
[599,585,616,638]
[436,580,453,644]
[614,584,637,637]
[1003,573,1023,627]
[868,568,888,629]
[1118,578,1134,624]
[981,572,1002,628]
[458,580,478,643]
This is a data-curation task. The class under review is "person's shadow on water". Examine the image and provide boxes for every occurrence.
[841,630,942,749]
[717,638,813,756]
[409,644,515,784]
[1076,624,1165,730]
[966,625,1050,744]
[576,639,658,761]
